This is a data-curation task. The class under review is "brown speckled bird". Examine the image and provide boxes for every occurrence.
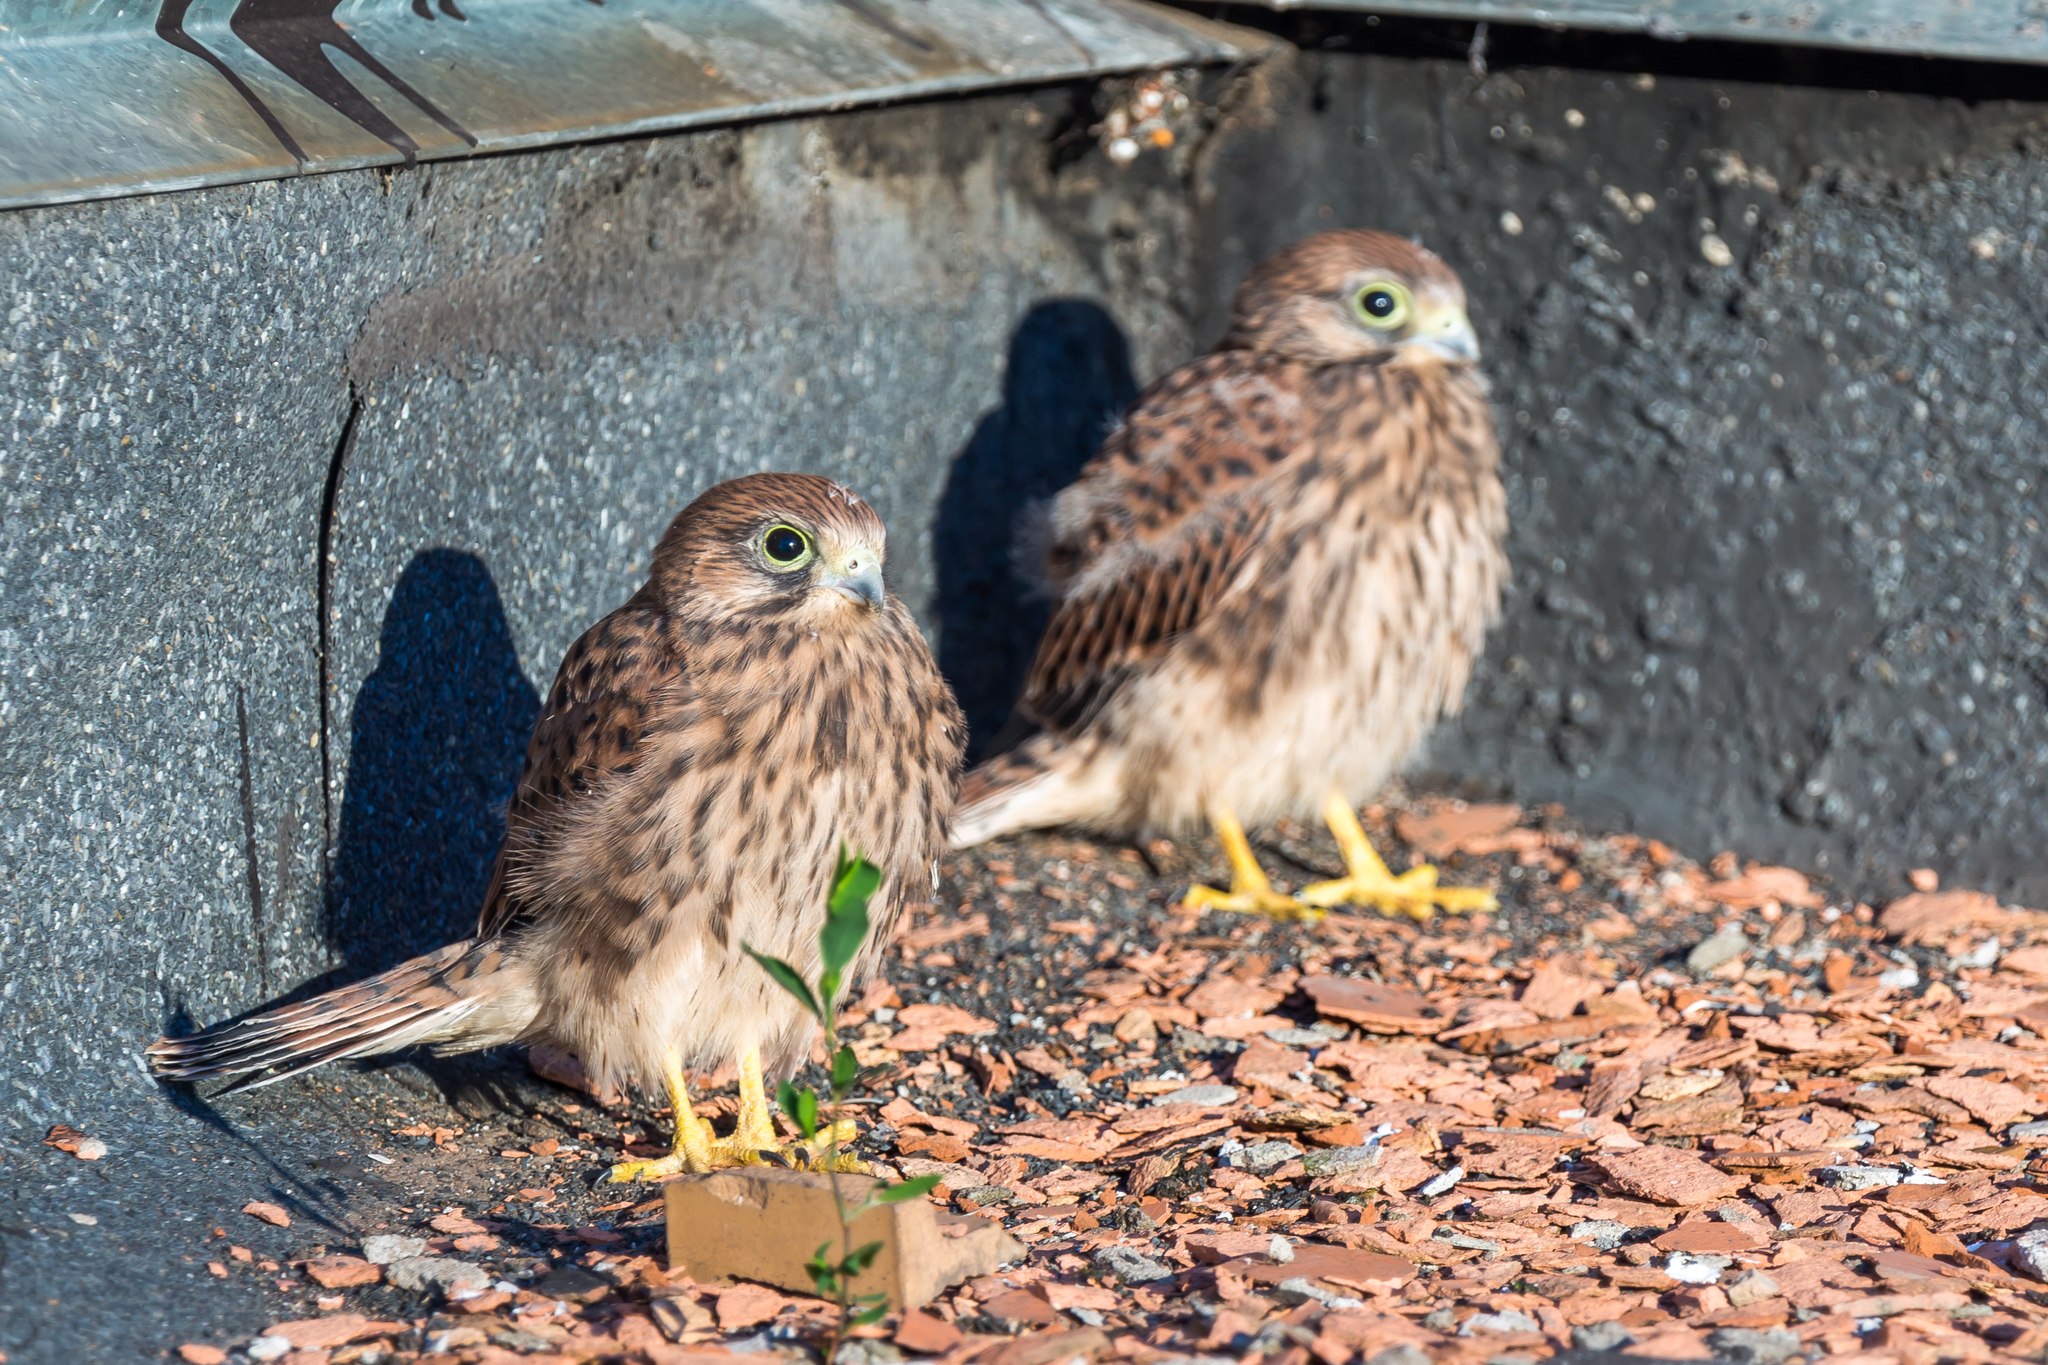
[952,230,1507,921]
[149,474,964,1179]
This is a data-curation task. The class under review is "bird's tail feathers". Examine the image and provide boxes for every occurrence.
[146,938,525,1092]
[952,735,1112,848]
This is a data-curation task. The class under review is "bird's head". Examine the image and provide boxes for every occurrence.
[1222,229,1479,369]
[653,472,893,628]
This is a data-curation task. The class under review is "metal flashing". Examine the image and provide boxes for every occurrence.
[0,0,1264,210]
[1241,1,2048,67]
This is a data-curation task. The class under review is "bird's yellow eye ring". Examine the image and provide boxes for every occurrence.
[760,524,814,570]
[1352,280,1413,330]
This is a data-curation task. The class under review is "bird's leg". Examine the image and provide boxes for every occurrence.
[607,1053,716,1182]
[708,1047,864,1172]
[1299,790,1497,920]
[1180,801,1323,922]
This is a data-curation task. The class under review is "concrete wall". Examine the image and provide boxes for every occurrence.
[1195,21,2048,903]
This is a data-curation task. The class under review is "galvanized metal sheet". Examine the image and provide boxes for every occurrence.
[1246,0,2048,66]
[0,0,1264,210]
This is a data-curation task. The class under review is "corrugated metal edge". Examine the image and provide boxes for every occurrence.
[1239,0,2048,66]
[0,0,1278,212]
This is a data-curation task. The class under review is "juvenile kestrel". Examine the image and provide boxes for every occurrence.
[150,474,965,1179]
[952,231,1507,921]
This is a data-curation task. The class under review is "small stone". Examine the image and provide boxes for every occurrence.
[176,1348,227,1365]
[2012,1226,2048,1282]
[1272,1276,1363,1310]
[836,1341,906,1365]
[1708,1327,1802,1365]
[533,1263,611,1303]
[44,1124,106,1159]
[241,1200,291,1228]
[1227,1140,1301,1174]
[1571,1321,1633,1352]
[1152,1084,1238,1107]
[66,1212,97,1226]
[715,1283,789,1332]
[1687,924,1749,975]
[361,1234,428,1265]
[893,1310,963,1355]
[1093,1245,1173,1284]
[1113,1009,1157,1044]
[384,1255,490,1295]
[1817,1164,1902,1190]
[1462,1309,1539,1334]
[1267,1235,1293,1264]
[1726,1269,1782,1307]
[2011,1121,2048,1141]
[1666,1251,1731,1285]
[1263,1028,1328,1046]
[1419,1164,1465,1198]
[1303,1145,1381,1177]
[1570,1219,1629,1251]
[494,1329,557,1352]
[245,1338,291,1362]
[649,1296,712,1343]
[304,1254,381,1289]
[1366,1348,1432,1365]
[1700,233,1735,268]
[957,1185,1014,1206]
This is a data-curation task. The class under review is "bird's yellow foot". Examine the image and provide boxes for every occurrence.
[712,1119,868,1173]
[607,1045,870,1181]
[1299,864,1498,920]
[606,1118,865,1181]
[1180,801,1325,923]
[607,1101,717,1182]
[1181,880,1324,922]
[1300,792,1497,923]
[608,1150,702,1183]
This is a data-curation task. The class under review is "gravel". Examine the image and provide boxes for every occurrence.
[383,1257,490,1295]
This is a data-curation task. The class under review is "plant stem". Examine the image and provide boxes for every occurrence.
[823,1001,853,1365]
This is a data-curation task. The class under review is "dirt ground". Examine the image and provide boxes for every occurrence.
[103,795,2048,1365]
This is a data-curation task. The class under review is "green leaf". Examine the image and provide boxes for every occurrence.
[820,852,882,982]
[843,1239,884,1275]
[777,1081,820,1139]
[743,946,822,1021]
[871,1173,942,1205]
[850,1300,889,1327]
[830,1045,859,1098]
[806,1243,838,1295]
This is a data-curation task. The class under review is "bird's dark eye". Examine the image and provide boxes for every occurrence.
[761,524,813,569]
[1352,280,1413,330]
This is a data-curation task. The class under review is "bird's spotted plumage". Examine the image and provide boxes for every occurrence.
[151,474,964,1117]
[955,231,1507,920]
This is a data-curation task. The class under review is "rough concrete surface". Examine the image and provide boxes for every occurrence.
[5,20,2048,1360]
[1194,18,2048,903]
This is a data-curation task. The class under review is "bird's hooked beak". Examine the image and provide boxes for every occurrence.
[1415,298,1481,364]
[822,546,885,612]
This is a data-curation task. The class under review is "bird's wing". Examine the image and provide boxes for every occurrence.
[477,597,685,941]
[1017,354,1304,732]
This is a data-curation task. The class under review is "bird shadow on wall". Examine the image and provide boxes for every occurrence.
[327,549,538,979]
[932,300,1137,756]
